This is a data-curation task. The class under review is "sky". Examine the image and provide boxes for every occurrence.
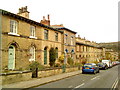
[0,0,119,43]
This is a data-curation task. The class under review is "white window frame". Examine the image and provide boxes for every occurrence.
[30,26,37,39]
[29,46,35,61]
[44,29,48,40]
[9,20,20,36]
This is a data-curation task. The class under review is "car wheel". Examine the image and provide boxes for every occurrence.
[104,67,107,70]
[97,70,100,73]
[93,71,96,74]
[82,72,84,74]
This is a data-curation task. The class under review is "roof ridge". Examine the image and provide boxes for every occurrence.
[1,9,63,33]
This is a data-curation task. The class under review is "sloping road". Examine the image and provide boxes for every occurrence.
[34,65,119,89]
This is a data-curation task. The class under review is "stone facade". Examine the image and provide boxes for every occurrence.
[51,24,76,63]
[1,8,62,70]
[105,49,118,61]
[76,36,105,63]
[0,6,118,71]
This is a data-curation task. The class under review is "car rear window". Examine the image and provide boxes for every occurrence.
[84,65,92,67]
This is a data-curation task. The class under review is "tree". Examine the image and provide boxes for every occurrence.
[58,54,64,64]
[49,48,56,66]
[29,61,41,78]
[67,56,74,66]
[29,61,40,70]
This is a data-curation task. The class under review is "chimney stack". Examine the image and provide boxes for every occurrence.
[40,14,50,26]
[78,35,80,38]
[48,14,50,20]
[17,6,29,19]
[43,16,45,20]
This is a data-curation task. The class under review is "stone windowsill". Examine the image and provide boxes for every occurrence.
[8,32,20,36]
[29,36,37,39]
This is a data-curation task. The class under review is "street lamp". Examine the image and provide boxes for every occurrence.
[62,49,68,73]
[71,49,74,59]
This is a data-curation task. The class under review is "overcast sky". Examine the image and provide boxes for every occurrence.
[0,0,119,43]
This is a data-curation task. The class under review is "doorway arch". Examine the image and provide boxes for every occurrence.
[8,45,15,69]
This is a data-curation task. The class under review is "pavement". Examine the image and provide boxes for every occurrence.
[2,70,82,89]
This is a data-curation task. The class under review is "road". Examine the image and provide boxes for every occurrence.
[34,65,119,89]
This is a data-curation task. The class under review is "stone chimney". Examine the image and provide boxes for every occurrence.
[17,6,29,19]
[78,35,81,38]
[40,14,50,26]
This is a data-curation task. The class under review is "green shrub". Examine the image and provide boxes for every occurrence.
[74,62,81,66]
[67,57,74,66]
[58,54,64,64]
[29,61,44,70]
[81,60,87,65]
[54,62,61,67]
[49,48,57,66]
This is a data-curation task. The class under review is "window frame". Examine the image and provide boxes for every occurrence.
[30,25,36,38]
[29,46,35,61]
[55,47,58,58]
[55,32,58,41]
[44,29,48,40]
[10,20,18,34]
[64,34,68,44]
[71,36,74,45]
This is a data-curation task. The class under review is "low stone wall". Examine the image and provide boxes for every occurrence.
[1,66,80,85]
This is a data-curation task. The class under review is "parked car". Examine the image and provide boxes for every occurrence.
[112,61,120,66]
[102,60,112,68]
[116,61,120,65]
[82,63,100,74]
[97,62,108,70]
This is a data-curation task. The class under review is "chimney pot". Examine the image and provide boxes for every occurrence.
[17,6,29,19]
[43,16,45,20]
[19,8,22,13]
[48,14,50,20]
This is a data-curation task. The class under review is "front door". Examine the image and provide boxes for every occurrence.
[44,48,47,64]
[8,45,15,69]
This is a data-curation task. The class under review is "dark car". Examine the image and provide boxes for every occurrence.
[82,63,100,74]
[97,63,108,70]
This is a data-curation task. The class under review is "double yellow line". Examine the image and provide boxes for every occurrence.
[111,78,118,90]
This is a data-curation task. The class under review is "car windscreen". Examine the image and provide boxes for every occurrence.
[84,65,93,68]
[97,63,103,66]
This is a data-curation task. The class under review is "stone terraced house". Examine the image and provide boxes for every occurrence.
[0,6,63,70]
[76,36,106,63]
[0,6,118,71]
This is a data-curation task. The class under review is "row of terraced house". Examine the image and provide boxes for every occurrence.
[0,6,118,71]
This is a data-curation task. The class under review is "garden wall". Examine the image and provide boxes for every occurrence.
[1,66,81,85]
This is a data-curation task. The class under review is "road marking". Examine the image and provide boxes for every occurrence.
[91,76,100,80]
[111,78,118,90]
[68,85,73,88]
[74,83,85,88]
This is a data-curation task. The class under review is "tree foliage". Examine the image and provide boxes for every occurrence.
[67,56,74,66]
[58,54,64,64]
[29,61,44,70]
[49,48,57,66]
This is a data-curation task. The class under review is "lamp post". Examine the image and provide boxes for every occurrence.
[71,49,74,59]
[62,49,68,73]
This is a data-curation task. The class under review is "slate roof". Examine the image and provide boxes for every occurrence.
[0,9,63,33]
[51,25,77,34]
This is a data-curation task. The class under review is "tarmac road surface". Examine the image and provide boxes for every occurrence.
[35,65,119,89]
